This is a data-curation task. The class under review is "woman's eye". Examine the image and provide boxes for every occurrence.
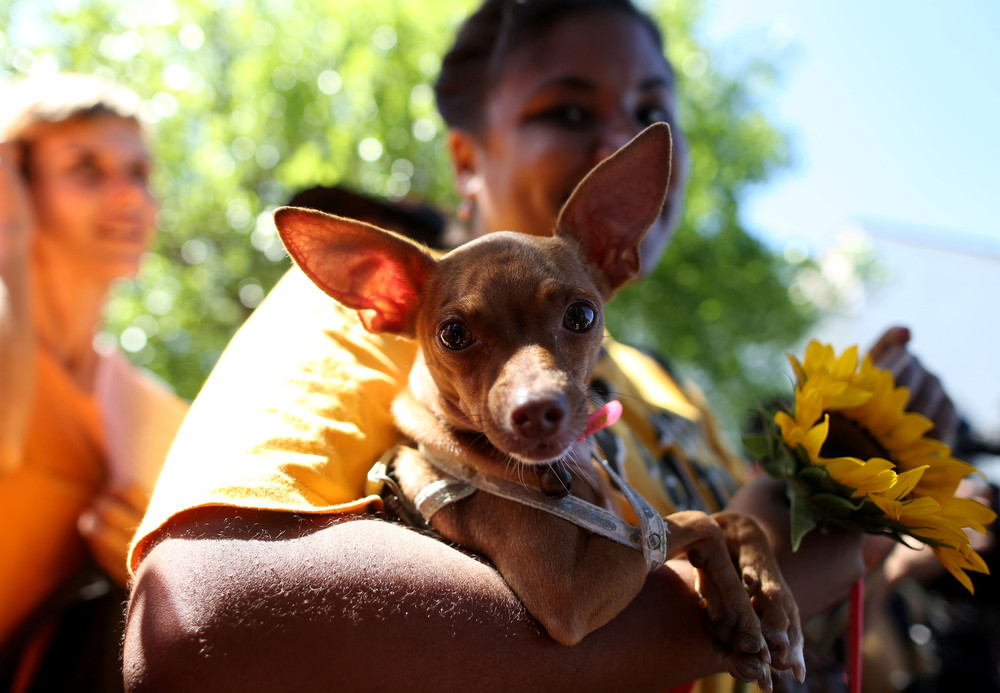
[536,105,591,128]
[637,105,672,127]
[71,160,101,181]
[131,163,151,185]
[563,303,596,333]
[560,106,587,124]
[438,321,474,350]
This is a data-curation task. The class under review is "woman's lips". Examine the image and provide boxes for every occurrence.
[98,219,146,243]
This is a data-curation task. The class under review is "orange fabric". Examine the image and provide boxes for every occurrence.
[0,344,187,650]
[0,347,104,646]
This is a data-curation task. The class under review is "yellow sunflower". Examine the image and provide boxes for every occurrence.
[746,340,995,593]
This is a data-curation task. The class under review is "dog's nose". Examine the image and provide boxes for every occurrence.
[510,395,567,440]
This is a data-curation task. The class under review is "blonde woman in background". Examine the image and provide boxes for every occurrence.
[0,73,187,692]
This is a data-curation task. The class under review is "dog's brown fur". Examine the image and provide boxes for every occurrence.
[275,123,803,689]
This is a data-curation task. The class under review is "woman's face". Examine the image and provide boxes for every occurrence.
[452,8,687,274]
[27,115,156,280]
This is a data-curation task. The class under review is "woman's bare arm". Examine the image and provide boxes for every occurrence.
[124,508,724,693]
[124,476,874,693]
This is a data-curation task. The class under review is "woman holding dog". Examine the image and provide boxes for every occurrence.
[0,73,188,690]
[122,1,958,691]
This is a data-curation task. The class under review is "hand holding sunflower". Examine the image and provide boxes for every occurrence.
[745,341,996,593]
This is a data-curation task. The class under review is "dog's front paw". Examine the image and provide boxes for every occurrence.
[671,512,770,679]
[713,512,806,684]
[717,649,773,693]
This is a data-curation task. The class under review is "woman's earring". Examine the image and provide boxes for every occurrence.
[457,197,474,222]
[457,173,481,223]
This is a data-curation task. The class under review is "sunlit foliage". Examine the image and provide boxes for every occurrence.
[1,0,824,435]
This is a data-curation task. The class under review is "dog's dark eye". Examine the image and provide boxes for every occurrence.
[563,303,596,333]
[438,321,474,350]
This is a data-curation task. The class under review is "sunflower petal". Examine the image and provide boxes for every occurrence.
[934,546,976,594]
[938,496,999,535]
[823,457,896,495]
[881,413,935,449]
[787,353,805,385]
[803,416,831,460]
[834,346,859,379]
[885,466,929,500]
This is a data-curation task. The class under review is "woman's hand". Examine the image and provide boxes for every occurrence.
[0,140,33,258]
[0,140,36,474]
[868,326,958,444]
[79,483,150,587]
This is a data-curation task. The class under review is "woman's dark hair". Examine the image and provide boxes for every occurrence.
[287,185,447,249]
[434,0,667,134]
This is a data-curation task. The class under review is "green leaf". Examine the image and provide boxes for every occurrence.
[775,441,801,476]
[742,434,771,461]
[790,444,815,470]
[759,449,792,478]
[788,486,817,551]
[808,492,862,519]
[796,465,830,487]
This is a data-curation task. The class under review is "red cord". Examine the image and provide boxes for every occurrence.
[848,577,864,693]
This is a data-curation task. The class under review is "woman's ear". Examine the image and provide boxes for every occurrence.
[447,129,483,199]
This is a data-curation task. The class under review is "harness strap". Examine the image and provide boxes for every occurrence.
[415,442,667,572]
[413,478,476,519]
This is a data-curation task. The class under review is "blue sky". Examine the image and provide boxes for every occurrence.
[701,0,1000,256]
[697,1,1000,444]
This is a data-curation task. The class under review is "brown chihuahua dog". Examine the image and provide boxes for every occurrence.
[274,123,803,690]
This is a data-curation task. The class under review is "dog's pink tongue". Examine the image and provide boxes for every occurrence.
[578,400,623,440]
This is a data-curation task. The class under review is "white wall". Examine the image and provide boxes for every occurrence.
[808,221,1000,478]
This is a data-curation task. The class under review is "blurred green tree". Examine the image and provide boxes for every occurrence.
[0,0,825,436]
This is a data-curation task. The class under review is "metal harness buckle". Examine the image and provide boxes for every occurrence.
[365,444,428,529]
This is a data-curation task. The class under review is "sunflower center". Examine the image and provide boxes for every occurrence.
[821,412,891,461]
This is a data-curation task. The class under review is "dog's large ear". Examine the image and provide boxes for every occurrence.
[555,122,672,293]
[274,206,435,336]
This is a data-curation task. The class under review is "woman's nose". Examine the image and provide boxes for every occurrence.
[105,171,149,208]
[592,114,641,163]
